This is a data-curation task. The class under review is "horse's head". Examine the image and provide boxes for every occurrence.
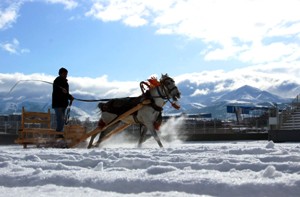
[160,74,181,102]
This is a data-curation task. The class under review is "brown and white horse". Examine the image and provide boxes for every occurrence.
[89,74,181,148]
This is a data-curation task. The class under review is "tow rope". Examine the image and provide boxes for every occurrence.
[8,80,112,125]
[8,80,53,94]
[8,79,113,102]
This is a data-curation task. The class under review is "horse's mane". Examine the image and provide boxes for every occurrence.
[147,77,160,88]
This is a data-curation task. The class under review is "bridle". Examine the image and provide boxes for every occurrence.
[140,76,180,110]
[159,77,179,99]
[159,76,180,110]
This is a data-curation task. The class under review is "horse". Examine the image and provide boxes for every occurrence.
[88,74,181,148]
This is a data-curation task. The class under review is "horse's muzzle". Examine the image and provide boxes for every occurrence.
[173,92,181,101]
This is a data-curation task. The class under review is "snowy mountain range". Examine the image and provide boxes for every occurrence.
[0,80,294,120]
[170,83,292,119]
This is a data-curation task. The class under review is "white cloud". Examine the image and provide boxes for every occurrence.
[2,0,299,66]
[1,63,300,106]
[175,70,228,86]
[85,1,150,27]
[1,39,18,54]
[86,0,300,64]
[0,73,141,103]
[175,62,300,98]
[46,0,78,10]
[191,88,209,97]
[68,75,140,98]
[0,2,20,30]
[203,44,248,61]
[124,15,148,27]
[0,0,77,31]
[238,42,299,64]
[0,38,30,54]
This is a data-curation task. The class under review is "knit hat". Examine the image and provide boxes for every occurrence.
[58,67,68,75]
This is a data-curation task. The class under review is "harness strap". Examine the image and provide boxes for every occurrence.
[141,89,164,112]
[150,102,163,111]
[133,111,142,124]
[156,86,168,100]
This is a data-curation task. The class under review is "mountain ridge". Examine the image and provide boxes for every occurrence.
[0,83,293,120]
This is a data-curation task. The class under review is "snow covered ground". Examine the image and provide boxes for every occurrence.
[0,139,300,197]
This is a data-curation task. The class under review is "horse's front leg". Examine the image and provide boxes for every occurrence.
[145,123,163,148]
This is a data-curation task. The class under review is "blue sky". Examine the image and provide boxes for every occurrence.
[1,0,300,99]
[1,0,219,80]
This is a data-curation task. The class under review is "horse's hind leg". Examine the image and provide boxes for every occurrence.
[94,122,127,148]
[88,118,107,148]
[94,125,114,147]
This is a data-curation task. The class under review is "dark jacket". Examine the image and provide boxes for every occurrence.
[52,76,72,108]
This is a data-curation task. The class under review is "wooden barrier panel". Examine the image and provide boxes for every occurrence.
[15,107,58,148]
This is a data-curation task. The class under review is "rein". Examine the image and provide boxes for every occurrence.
[74,98,111,102]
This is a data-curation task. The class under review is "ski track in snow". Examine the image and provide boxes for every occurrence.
[0,140,300,197]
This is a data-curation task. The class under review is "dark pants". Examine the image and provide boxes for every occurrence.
[54,108,66,132]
